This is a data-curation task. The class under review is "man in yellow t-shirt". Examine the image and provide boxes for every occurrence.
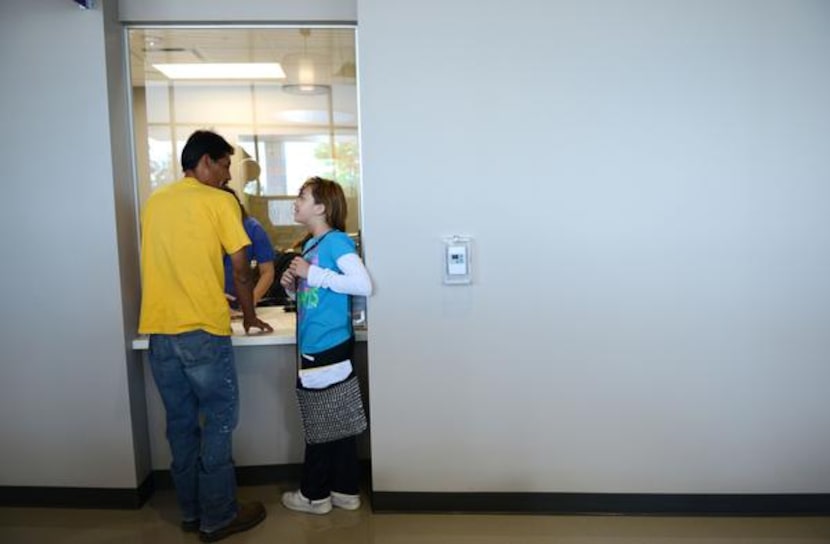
[139,130,271,542]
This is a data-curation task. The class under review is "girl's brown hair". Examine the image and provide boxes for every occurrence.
[301,176,347,231]
[219,186,248,220]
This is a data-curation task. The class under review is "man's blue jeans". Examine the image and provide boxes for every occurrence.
[149,331,239,532]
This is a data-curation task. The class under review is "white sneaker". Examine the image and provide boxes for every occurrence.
[281,490,332,515]
[331,491,361,510]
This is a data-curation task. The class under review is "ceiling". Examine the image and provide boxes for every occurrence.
[128,27,357,86]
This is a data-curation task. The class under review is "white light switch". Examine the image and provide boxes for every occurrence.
[443,236,472,285]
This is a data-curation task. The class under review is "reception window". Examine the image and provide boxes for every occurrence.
[128,27,361,249]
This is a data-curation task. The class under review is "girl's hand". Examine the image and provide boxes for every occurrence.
[280,269,295,290]
[289,256,311,279]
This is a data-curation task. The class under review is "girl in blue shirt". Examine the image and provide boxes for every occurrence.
[279,177,372,514]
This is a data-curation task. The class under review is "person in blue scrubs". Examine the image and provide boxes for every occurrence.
[220,187,276,309]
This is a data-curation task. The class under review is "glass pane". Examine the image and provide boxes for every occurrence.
[128,27,361,249]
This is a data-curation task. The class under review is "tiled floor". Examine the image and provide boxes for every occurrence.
[1,485,829,544]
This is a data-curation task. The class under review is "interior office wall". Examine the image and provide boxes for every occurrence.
[118,0,356,23]
[141,345,370,469]
[358,0,830,493]
[0,1,141,488]
[103,0,151,486]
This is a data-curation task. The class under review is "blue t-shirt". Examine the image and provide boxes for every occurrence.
[223,216,276,297]
[297,230,355,354]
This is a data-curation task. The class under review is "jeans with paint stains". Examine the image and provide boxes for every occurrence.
[149,330,239,532]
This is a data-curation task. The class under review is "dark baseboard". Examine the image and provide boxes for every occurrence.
[371,492,830,516]
[0,461,368,509]
[0,473,155,509]
[149,463,304,490]
[10,465,824,516]
[152,460,371,489]
[0,463,305,509]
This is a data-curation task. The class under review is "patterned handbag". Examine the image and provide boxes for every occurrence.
[295,375,367,444]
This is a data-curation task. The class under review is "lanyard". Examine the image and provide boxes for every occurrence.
[302,229,335,258]
[295,229,335,361]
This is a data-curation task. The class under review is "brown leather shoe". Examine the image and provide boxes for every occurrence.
[199,501,266,542]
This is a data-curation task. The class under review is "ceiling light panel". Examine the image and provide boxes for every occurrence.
[153,63,286,80]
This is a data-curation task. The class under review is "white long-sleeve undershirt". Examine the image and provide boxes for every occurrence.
[306,253,373,296]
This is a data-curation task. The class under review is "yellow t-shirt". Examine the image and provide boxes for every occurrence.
[138,177,251,336]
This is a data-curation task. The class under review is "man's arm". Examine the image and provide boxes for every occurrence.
[230,248,272,334]
[253,261,275,305]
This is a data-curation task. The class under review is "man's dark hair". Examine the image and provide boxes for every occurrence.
[180,130,234,171]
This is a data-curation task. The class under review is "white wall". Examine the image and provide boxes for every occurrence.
[4,0,828,498]
[103,0,153,485]
[142,345,370,469]
[359,0,830,493]
[0,0,141,488]
[119,0,355,23]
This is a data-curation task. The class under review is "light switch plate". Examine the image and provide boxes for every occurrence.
[443,235,472,285]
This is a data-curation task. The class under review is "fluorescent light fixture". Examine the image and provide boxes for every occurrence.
[153,63,286,80]
[279,109,354,124]
[282,83,331,95]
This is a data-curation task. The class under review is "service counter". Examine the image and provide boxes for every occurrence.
[133,306,369,471]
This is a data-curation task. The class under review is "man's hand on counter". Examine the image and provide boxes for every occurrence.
[243,315,273,335]
[230,249,273,335]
